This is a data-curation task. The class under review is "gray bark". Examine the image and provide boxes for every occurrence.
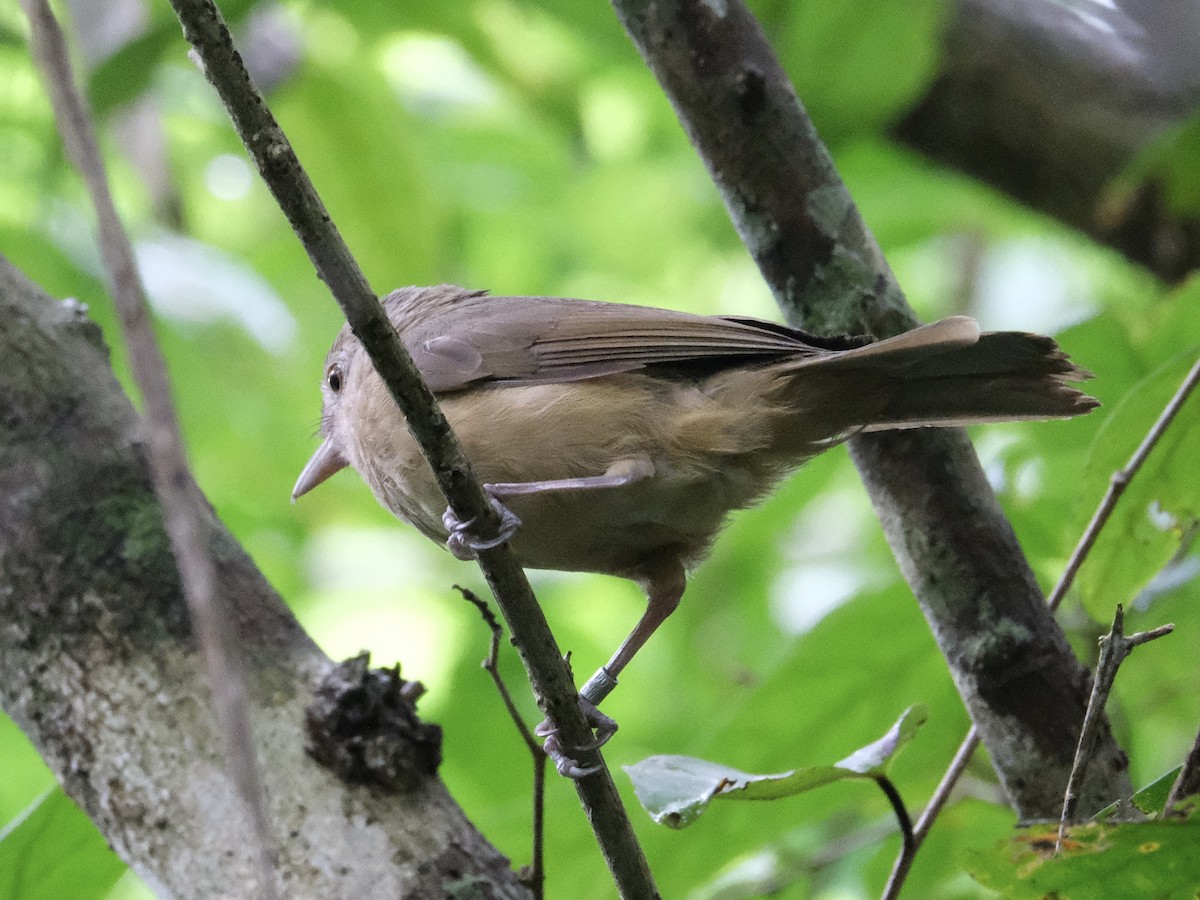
[0,255,528,898]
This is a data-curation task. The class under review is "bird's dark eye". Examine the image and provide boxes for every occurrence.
[326,364,344,393]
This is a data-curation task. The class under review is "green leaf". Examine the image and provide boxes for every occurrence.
[1133,769,1185,817]
[1077,352,1200,618]
[1094,768,1183,820]
[0,788,126,900]
[963,807,1200,900]
[776,0,949,140]
[625,705,927,828]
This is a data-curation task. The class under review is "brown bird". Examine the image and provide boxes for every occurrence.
[293,285,1096,770]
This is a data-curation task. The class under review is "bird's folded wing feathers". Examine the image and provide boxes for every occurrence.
[404,295,837,392]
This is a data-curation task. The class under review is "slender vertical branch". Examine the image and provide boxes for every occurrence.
[163,1,656,894]
[20,3,279,896]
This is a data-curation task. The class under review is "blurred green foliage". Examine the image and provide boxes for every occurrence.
[2,0,1199,898]
[0,790,125,900]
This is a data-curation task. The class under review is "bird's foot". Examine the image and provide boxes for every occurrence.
[442,494,522,561]
[534,697,619,778]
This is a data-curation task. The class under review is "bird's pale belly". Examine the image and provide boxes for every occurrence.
[353,377,772,579]
[371,450,747,578]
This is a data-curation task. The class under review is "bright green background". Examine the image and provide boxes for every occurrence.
[2,0,1199,897]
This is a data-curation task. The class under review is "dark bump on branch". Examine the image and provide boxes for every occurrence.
[305,652,443,793]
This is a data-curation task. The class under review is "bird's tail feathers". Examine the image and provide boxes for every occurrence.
[777,317,1097,435]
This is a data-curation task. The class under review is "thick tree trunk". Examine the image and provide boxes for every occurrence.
[0,255,528,898]
[610,0,1132,819]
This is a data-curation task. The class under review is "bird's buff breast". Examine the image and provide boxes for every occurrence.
[346,375,774,578]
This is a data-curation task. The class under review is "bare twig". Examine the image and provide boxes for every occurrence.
[1047,356,1200,613]
[457,586,546,900]
[1057,606,1173,850]
[20,2,278,896]
[164,1,655,895]
[1165,725,1200,812]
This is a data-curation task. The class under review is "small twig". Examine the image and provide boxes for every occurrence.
[456,586,546,899]
[165,1,656,894]
[1165,724,1200,813]
[20,2,279,896]
[872,775,914,900]
[1056,606,1173,851]
[1047,356,1200,613]
[886,355,1200,893]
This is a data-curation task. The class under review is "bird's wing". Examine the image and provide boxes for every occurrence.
[399,293,846,393]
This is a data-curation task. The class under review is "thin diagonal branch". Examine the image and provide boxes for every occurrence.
[1047,356,1200,612]
[164,1,655,895]
[21,3,278,897]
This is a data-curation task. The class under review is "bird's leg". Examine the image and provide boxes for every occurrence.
[486,456,654,498]
[534,560,687,776]
[534,697,615,778]
[440,457,653,559]
[580,560,686,708]
[443,457,660,776]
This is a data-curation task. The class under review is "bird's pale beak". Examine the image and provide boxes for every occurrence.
[292,438,349,501]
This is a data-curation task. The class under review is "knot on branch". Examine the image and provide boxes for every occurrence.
[305,651,442,792]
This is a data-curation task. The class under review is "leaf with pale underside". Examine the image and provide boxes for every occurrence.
[624,704,927,828]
